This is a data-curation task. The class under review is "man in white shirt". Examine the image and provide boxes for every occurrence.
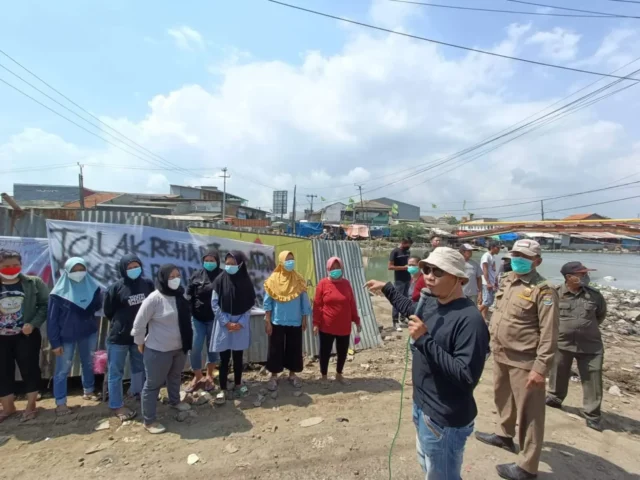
[480,242,500,321]
[459,244,482,306]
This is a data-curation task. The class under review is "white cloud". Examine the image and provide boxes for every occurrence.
[1,19,637,218]
[526,27,581,61]
[575,28,639,69]
[167,25,205,51]
[369,0,420,29]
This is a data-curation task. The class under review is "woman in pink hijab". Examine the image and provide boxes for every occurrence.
[312,257,361,385]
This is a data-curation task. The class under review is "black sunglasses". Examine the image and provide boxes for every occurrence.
[421,265,445,278]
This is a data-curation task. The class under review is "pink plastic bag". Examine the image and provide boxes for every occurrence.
[93,350,108,374]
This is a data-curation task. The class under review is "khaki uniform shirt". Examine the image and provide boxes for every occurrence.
[490,270,559,376]
[555,284,607,354]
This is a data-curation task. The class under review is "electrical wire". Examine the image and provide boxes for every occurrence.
[507,0,639,18]
[494,194,640,220]
[267,0,640,81]
[0,49,202,180]
[390,0,614,18]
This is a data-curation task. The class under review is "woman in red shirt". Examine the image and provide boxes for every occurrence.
[313,257,361,385]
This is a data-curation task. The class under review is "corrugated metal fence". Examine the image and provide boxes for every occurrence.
[312,240,381,351]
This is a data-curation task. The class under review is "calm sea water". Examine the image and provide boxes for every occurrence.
[363,251,640,291]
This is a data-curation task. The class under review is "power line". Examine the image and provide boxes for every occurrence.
[609,0,640,4]
[267,0,640,81]
[390,0,615,18]
[0,49,204,180]
[317,61,640,205]
[497,194,640,220]
[507,0,640,18]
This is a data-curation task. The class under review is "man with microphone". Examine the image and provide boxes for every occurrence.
[366,247,489,480]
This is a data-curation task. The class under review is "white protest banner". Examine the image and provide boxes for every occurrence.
[0,236,53,286]
[45,220,276,306]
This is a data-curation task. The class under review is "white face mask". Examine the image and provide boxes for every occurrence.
[168,277,181,290]
[68,271,87,283]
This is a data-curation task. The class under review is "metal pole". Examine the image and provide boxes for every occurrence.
[292,185,297,234]
[540,200,545,221]
[78,162,85,210]
[220,167,230,221]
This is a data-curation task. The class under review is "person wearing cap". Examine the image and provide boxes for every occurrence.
[480,242,501,322]
[365,247,489,479]
[459,244,482,306]
[546,262,607,432]
[497,252,513,283]
[475,239,558,480]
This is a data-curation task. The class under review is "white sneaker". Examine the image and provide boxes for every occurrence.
[144,422,166,434]
[396,326,403,332]
[171,402,191,412]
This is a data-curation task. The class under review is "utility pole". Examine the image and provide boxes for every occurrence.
[219,167,230,222]
[292,185,297,234]
[306,194,317,220]
[77,162,85,210]
[355,184,365,224]
[540,200,545,221]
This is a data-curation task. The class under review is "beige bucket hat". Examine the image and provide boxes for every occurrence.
[419,247,469,284]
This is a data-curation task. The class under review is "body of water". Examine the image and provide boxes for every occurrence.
[363,251,640,291]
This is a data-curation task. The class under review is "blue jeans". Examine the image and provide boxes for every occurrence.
[190,318,220,371]
[53,332,97,406]
[412,403,474,480]
[107,343,145,409]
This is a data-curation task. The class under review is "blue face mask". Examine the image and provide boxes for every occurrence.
[203,261,217,272]
[329,269,343,279]
[126,267,142,280]
[284,260,295,272]
[407,266,420,275]
[511,257,534,274]
[225,265,239,275]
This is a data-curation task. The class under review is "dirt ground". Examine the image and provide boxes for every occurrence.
[1,297,639,480]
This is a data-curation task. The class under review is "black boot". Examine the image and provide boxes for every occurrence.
[545,396,563,409]
[474,432,517,454]
[496,463,537,479]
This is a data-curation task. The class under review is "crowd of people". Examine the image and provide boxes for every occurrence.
[1,234,610,479]
[0,247,361,436]
[378,237,607,480]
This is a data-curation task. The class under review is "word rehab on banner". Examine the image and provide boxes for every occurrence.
[45,220,276,306]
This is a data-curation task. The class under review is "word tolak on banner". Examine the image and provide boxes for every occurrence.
[45,220,276,305]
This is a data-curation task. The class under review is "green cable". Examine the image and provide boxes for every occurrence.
[388,335,412,480]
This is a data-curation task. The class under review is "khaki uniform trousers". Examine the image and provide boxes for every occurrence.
[494,361,546,475]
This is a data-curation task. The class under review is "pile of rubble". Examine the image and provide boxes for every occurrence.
[597,285,640,336]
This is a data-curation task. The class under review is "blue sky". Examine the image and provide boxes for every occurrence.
[1,0,639,217]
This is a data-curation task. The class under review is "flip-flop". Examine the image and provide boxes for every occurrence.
[20,409,37,423]
[184,379,202,393]
[203,379,215,392]
[0,410,17,424]
[288,376,302,389]
[55,406,72,417]
[235,385,249,398]
[116,409,137,422]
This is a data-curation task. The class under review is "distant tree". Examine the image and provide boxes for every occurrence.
[446,216,460,225]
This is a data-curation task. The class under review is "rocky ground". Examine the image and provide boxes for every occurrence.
[597,285,640,337]
[0,297,639,479]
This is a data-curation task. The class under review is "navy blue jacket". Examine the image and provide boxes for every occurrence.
[46,290,102,349]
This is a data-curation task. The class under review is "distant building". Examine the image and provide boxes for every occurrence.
[310,202,346,223]
[458,218,500,232]
[13,183,97,203]
[563,213,610,221]
[372,197,420,221]
[169,185,247,205]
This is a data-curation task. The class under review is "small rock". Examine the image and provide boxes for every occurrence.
[270,391,278,400]
[77,458,84,463]
[360,364,371,371]
[299,417,323,428]
[253,401,263,408]
[293,390,303,398]
[187,454,200,465]
[225,444,240,454]
[85,441,114,455]
[608,385,623,397]
[336,417,349,423]
[176,411,190,422]
[180,391,193,404]
[94,420,110,432]
[194,395,209,406]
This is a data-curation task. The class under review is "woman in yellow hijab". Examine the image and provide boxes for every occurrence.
[263,251,311,391]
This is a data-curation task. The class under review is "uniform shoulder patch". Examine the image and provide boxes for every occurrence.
[542,295,554,306]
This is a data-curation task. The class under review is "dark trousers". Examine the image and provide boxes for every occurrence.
[219,349,243,391]
[267,324,303,374]
[0,329,42,397]
[392,280,410,323]
[548,349,603,421]
[319,331,350,376]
